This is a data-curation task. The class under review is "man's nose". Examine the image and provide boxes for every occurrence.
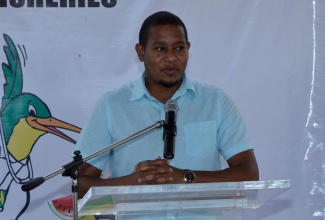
[163,49,177,62]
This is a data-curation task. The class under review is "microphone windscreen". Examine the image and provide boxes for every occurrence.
[165,99,179,113]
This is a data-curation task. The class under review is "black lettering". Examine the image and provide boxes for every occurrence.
[10,0,24,7]
[68,0,84,7]
[88,0,99,7]
[0,0,7,7]
[46,0,58,7]
[60,0,66,7]
[27,0,34,7]
[1,0,117,8]
[101,0,115,8]
[26,0,44,7]
[78,0,84,7]
[68,0,75,7]
[27,0,42,7]
[36,0,43,7]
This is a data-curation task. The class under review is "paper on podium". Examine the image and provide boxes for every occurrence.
[78,180,290,216]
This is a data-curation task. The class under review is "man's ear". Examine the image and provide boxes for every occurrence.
[135,43,145,62]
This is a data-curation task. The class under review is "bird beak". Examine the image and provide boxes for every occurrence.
[26,116,81,144]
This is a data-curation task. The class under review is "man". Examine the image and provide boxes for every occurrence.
[75,11,259,199]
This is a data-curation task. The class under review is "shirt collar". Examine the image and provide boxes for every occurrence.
[129,72,196,102]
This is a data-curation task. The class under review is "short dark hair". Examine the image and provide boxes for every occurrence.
[139,11,188,47]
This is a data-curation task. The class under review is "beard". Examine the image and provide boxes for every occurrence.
[159,78,181,88]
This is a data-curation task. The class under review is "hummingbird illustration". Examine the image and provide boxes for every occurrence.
[0,34,81,219]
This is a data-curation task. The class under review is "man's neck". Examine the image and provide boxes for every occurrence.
[145,81,181,104]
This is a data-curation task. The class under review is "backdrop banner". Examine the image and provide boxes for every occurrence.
[0,0,324,219]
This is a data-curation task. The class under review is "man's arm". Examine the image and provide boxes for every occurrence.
[78,150,258,198]
[194,149,259,183]
[135,150,259,184]
[77,162,142,199]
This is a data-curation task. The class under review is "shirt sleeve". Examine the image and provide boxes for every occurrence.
[74,93,113,171]
[217,90,253,161]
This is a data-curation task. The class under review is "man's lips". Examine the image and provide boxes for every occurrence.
[161,67,179,75]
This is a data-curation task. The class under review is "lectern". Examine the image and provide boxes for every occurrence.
[78,180,290,220]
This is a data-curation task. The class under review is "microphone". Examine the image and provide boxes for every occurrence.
[163,99,178,160]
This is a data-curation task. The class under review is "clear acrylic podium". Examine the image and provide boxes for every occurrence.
[78,180,290,220]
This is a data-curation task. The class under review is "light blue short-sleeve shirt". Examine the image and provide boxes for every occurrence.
[75,73,253,178]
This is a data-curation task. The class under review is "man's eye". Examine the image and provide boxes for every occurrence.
[156,47,165,51]
[175,46,185,51]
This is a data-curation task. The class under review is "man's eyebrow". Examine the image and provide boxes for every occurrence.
[174,40,187,44]
[152,40,186,45]
[152,41,166,46]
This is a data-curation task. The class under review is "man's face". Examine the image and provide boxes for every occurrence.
[136,25,190,89]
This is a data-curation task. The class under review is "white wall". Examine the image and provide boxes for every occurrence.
[0,0,324,219]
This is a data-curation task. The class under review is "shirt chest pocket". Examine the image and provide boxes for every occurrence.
[184,120,217,157]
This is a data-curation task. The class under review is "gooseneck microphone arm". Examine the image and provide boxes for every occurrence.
[82,120,164,162]
[21,120,165,220]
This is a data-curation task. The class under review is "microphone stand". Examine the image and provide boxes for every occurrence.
[21,120,165,220]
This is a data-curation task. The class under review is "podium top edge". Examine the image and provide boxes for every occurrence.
[83,180,290,196]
